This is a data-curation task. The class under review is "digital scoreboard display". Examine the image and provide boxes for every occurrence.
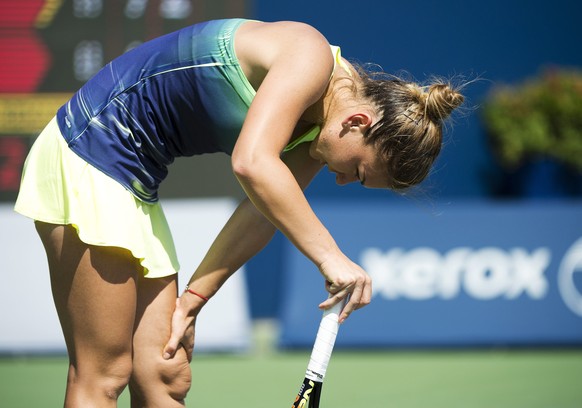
[0,0,247,202]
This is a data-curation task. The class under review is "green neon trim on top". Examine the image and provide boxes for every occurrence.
[283,124,321,152]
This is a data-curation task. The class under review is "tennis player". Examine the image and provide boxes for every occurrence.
[15,18,463,407]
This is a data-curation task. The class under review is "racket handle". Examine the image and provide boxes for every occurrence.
[305,298,346,382]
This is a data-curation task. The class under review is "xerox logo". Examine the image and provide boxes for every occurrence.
[361,246,551,301]
[558,238,582,317]
[362,239,582,318]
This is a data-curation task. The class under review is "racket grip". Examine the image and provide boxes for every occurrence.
[305,298,346,382]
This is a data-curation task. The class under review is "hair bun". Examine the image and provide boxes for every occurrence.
[424,83,464,122]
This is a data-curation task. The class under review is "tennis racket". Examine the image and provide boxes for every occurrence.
[291,297,347,408]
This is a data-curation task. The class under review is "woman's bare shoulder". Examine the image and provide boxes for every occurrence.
[235,20,332,86]
[238,20,328,47]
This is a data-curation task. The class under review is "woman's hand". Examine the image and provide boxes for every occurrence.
[162,294,204,361]
[318,254,372,323]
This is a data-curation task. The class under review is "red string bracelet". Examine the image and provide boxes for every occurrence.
[184,286,209,302]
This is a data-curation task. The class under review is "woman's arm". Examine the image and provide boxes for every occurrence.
[232,22,371,315]
[163,22,372,359]
[188,141,324,288]
[163,144,323,359]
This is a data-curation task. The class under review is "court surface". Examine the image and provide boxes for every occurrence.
[1,349,581,407]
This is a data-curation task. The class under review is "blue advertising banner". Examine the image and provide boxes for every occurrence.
[279,200,582,348]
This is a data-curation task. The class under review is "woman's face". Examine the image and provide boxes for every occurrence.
[309,125,389,189]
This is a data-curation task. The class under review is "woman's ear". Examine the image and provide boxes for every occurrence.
[342,113,373,131]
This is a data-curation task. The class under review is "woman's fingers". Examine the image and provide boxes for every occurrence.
[339,275,371,322]
[162,299,183,359]
[320,265,372,322]
[163,298,196,360]
[183,324,195,362]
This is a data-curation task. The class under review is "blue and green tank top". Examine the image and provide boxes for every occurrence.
[57,18,341,203]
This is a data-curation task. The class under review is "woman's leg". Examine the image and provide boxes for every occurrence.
[129,273,192,407]
[36,221,140,408]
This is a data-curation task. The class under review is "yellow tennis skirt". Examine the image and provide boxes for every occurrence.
[14,117,180,278]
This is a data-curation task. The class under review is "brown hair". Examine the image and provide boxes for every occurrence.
[356,68,465,190]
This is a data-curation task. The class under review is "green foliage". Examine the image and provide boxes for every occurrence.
[482,68,582,171]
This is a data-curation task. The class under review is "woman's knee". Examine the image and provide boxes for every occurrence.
[131,351,192,402]
[69,353,134,400]
[162,353,192,401]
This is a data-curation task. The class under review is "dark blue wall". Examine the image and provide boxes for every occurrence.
[246,0,582,318]
[279,201,582,348]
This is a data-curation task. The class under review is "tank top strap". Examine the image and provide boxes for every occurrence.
[283,45,349,152]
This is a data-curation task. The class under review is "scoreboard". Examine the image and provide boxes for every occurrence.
[0,0,248,202]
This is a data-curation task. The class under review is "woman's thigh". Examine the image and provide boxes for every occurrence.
[36,221,139,371]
